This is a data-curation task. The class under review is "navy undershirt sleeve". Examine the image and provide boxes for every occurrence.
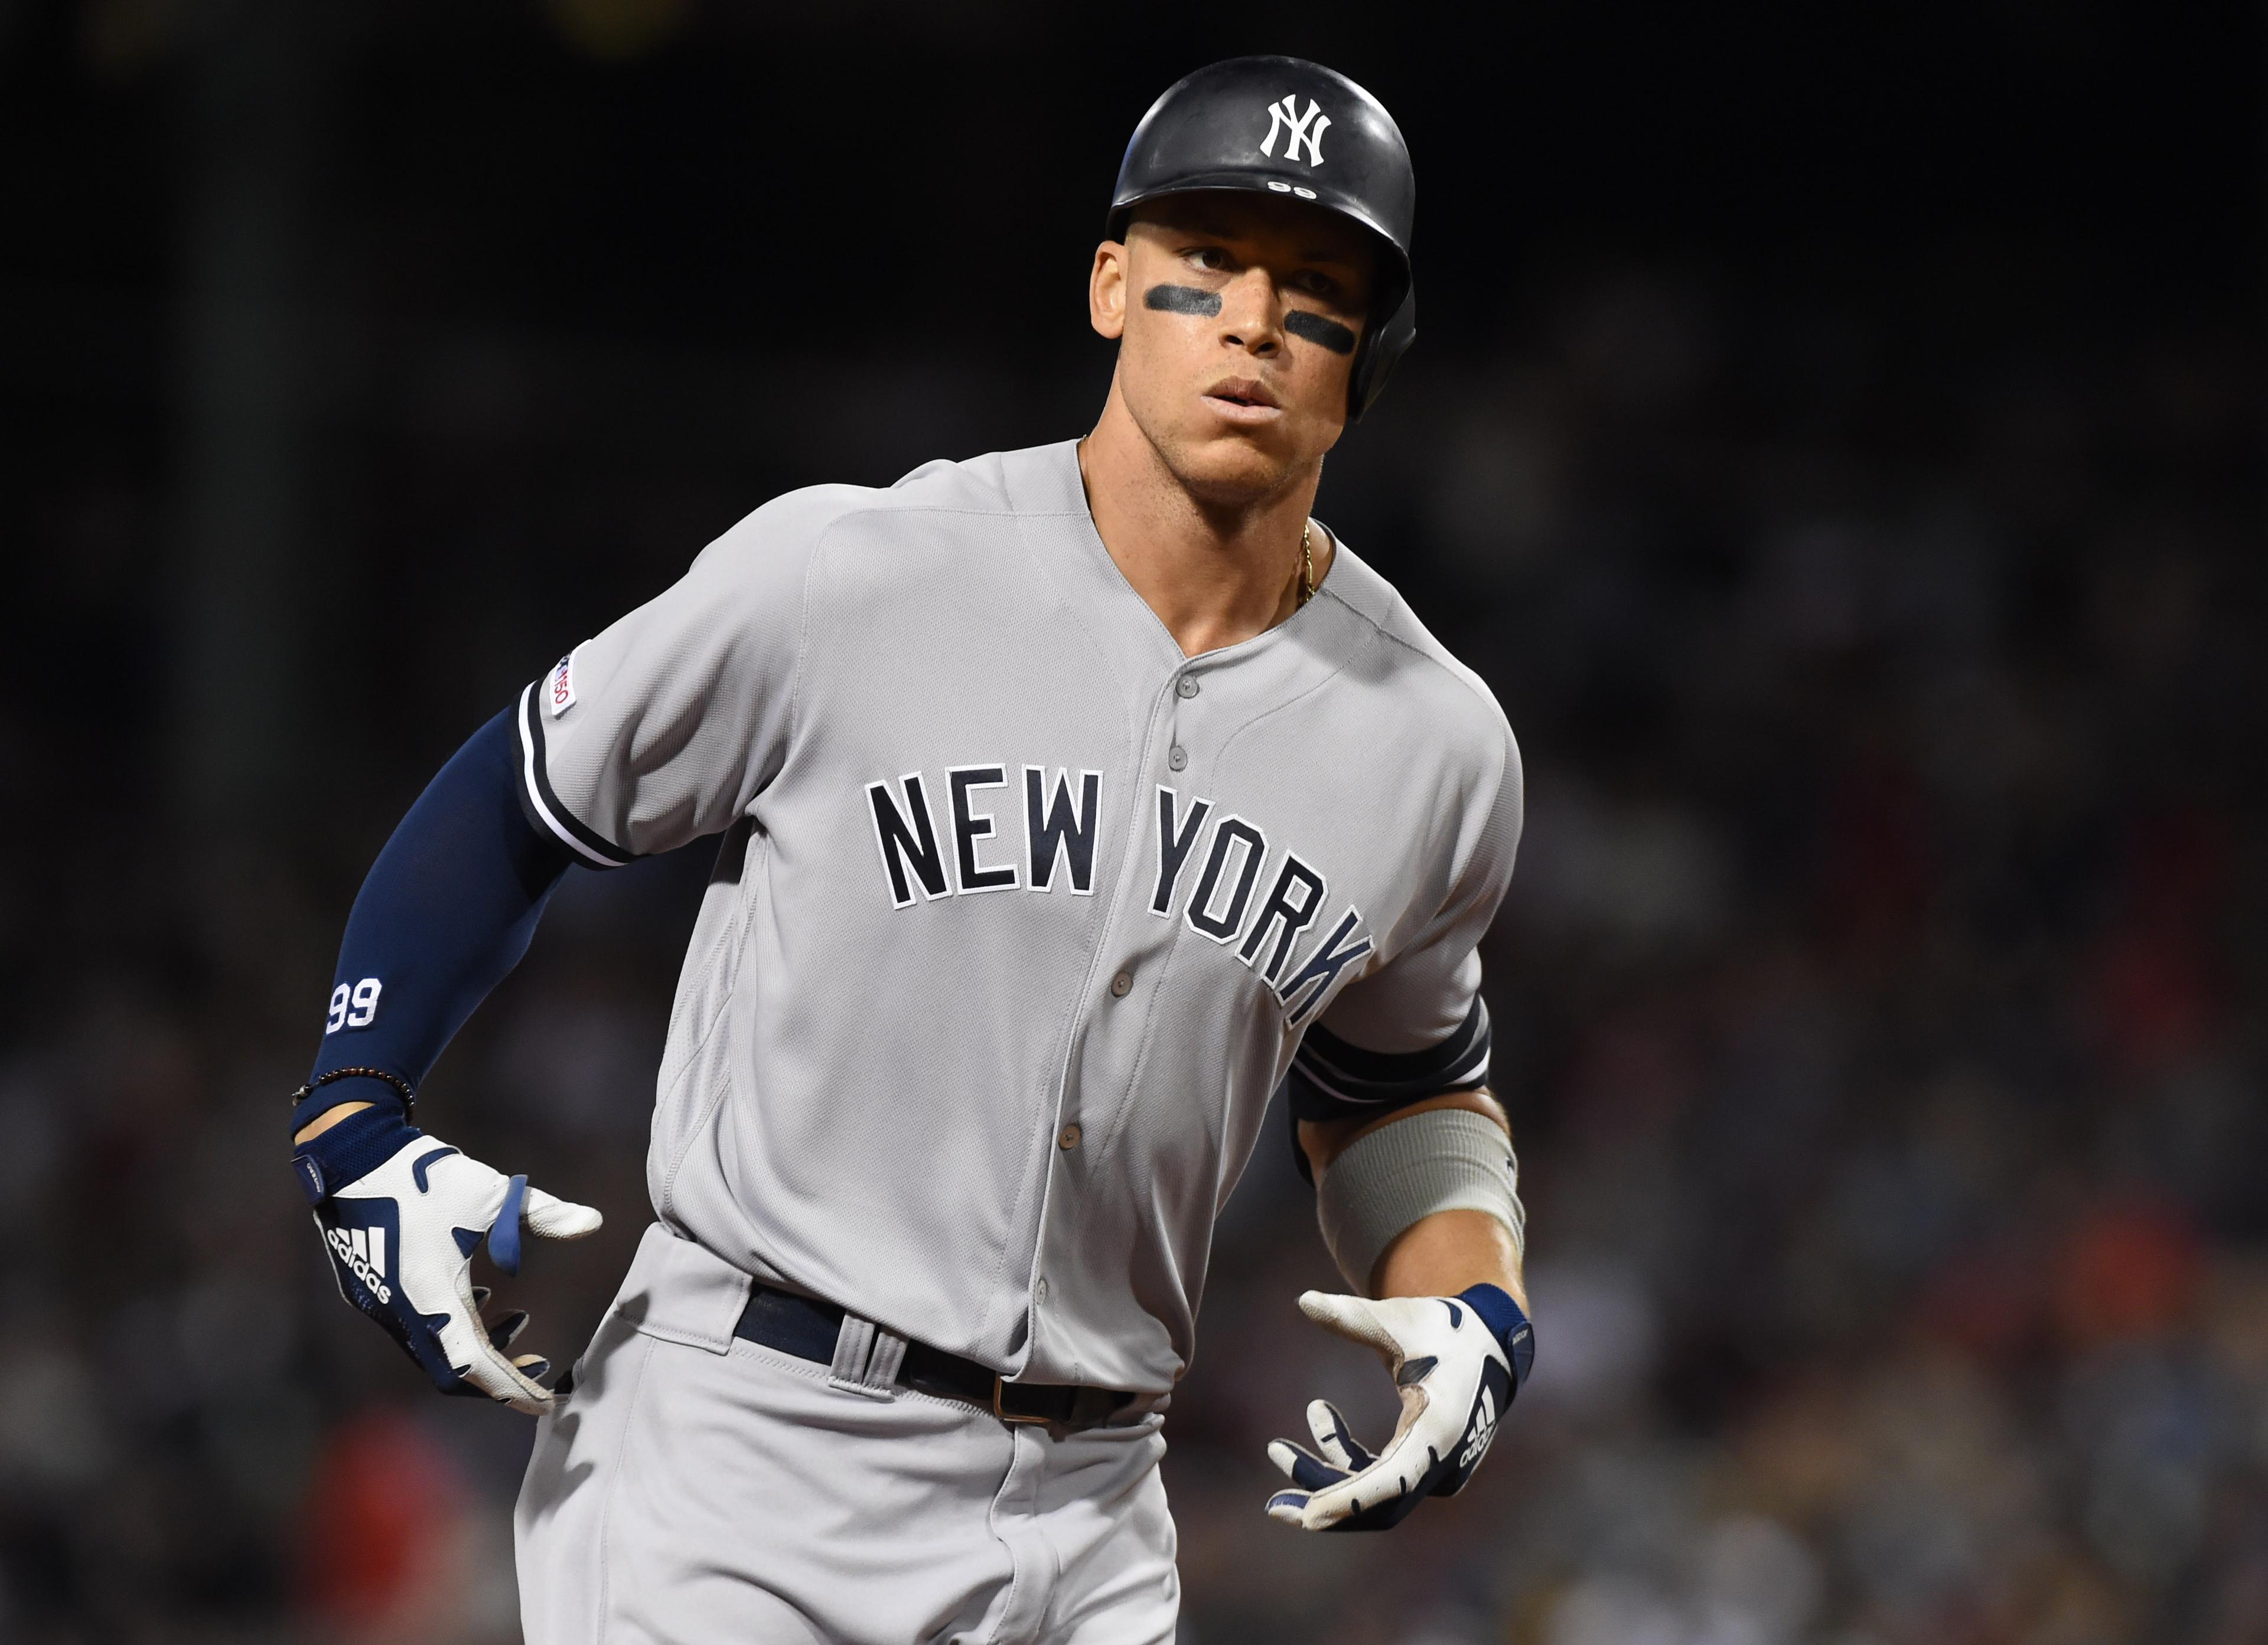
[294,706,575,1135]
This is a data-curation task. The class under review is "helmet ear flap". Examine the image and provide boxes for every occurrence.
[1350,286,1416,423]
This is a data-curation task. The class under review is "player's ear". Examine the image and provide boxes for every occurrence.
[1090,240,1129,341]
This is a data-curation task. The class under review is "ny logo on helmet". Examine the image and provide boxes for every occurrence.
[1260,95,1331,167]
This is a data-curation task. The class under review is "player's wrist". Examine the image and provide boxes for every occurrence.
[291,1101,422,1205]
[290,1069,414,1138]
[293,1100,374,1144]
[1454,1281,1536,1388]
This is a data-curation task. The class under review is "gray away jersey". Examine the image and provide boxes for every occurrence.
[516,441,1522,1393]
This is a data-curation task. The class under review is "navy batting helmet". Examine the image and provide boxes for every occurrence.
[1107,56,1417,422]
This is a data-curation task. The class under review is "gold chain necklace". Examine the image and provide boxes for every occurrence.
[1298,519,1315,608]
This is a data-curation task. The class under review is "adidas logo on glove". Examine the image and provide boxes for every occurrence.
[327,1223,393,1304]
[1457,1385,1498,1470]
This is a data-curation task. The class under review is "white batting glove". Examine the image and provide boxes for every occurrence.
[1266,1284,1533,1532]
[294,1112,601,1416]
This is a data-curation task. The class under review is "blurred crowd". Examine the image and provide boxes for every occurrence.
[2,110,2262,1645]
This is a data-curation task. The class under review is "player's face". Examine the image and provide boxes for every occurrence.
[1091,194,1375,502]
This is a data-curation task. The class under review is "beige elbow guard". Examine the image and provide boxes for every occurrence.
[1315,1108,1526,1295]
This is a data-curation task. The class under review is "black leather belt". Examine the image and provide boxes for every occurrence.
[733,1283,1136,1430]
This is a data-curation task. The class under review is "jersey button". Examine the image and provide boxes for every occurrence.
[1110,971,1132,998]
[1058,1124,1083,1150]
[1176,675,1201,699]
[1035,1278,1050,1303]
[1168,745,1188,772]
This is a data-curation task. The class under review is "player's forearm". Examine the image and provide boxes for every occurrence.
[293,706,575,1136]
[1371,1206,1524,1311]
[1300,1090,1526,1305]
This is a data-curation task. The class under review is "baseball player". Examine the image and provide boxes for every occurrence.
[289,55,1533,1643]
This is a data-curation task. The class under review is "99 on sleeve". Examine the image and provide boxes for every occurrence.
[325,978,383,1034]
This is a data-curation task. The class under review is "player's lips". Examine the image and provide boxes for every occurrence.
[1203,376,1283,423]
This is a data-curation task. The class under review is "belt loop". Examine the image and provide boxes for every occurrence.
[828,1311,906,1400]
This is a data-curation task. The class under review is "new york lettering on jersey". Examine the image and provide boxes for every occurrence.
[863,767,1373,1027]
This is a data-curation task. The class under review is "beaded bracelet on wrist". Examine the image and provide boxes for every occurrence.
[288,1066,417,1124]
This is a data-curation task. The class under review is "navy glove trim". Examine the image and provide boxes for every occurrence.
[1455,1282,1535,1390]
[292,1104,423,1205]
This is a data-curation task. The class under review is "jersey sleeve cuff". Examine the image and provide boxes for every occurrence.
[1285,996,1492,1123]
[516,681,637,869]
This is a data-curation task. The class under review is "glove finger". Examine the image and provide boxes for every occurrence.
[471,1286,492,1310]
[524,1186,604,1241]
[1292,1439,1431,1532]
[436,1284,553,1414]
[487,1310,530,1351]
[1266,1489,1315,1526]
[488,1176,530,1275]
[1266,1480,1402,1533]
[1267,1438,1349,1492]
[511,1354,552,1380]
[1297,1291,1404,1363]
[452,1334,555,1415]
[484,1180,602,1277]
[1305,1400,1376,1471]
[1283,1476,1376,1531]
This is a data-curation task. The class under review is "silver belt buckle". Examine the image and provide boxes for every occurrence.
[992,1375,1051,1425]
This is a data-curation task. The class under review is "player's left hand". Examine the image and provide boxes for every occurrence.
[1265,1283,1533,1532]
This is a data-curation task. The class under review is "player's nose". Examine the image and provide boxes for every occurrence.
[1217,266,1284,358]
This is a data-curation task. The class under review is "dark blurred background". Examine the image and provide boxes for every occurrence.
[2,1,2263,1640]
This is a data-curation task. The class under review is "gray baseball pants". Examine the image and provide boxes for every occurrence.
[515,1225,1180,1644]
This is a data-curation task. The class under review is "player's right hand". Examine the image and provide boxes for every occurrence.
[1264,1284,1533,1532]
[292,1112,601,1415]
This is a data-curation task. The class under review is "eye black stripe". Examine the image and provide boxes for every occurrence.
[1285,310,1356,354]
[1145,284,1223,316]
